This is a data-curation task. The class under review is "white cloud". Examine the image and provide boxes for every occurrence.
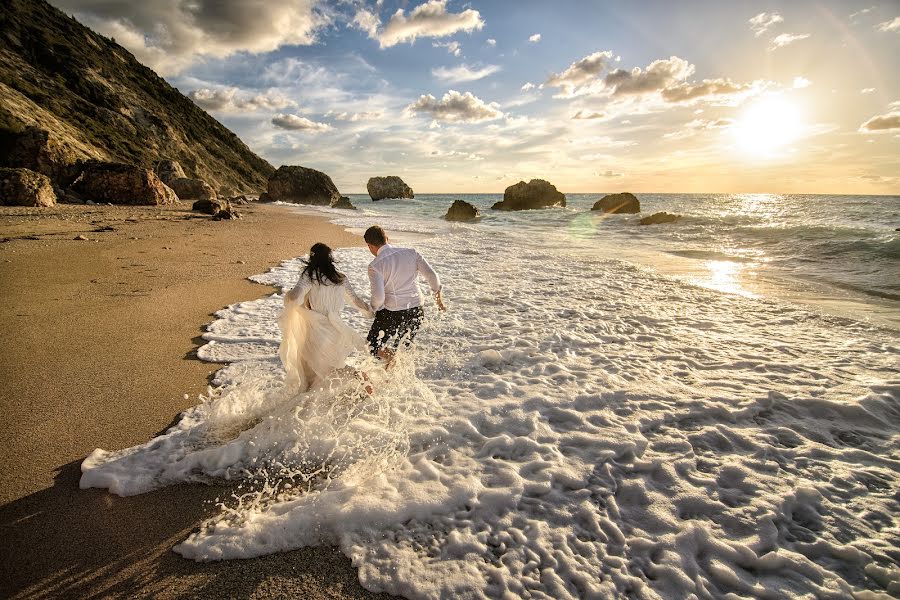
[521,82,537,91]
[606,56,695,96]
[406,90,502,122]
[486,38,496,46]
[545,50,614,97]
[859,110,900,132]
[187,87,297,112]
[748,12,783,36]
[433,40,462,56]
[546,52,764,111]
[769,33,811,50]
[50,0,327,75]
[792,76,812,89]
[528,33,541,43]
[876,17,900,32]
[271,113,331,131]
[861,88,876,94]
[351,8,380,37]
[371,0,483,48]
[432,64,501,83]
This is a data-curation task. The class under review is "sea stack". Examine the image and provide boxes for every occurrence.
[445,199,480,221]
[367,176,414,201]
[491,179,566,211]
[592,192,640,213]
[266,165,341,206]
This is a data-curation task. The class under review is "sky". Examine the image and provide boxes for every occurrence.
[50,0,900,194]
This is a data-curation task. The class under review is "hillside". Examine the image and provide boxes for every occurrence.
[0,0,274,193]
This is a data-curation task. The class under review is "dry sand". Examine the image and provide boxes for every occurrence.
[0,202,393,599]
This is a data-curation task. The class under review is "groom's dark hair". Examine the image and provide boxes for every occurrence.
[364,225,387,246]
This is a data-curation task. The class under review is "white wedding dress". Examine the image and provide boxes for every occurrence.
[278,273,373,391]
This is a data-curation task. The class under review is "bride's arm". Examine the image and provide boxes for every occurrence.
[284,275,311,306]
[343,280,375,318]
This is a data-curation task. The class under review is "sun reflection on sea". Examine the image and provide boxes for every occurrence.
[690,260,756,297]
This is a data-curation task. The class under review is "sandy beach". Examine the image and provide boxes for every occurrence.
[0,202,391,599]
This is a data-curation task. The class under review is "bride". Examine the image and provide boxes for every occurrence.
[279,243,374,391]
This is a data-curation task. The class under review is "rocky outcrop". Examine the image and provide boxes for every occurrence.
[0,127,81,185]
[72,162,178,205]
[154,160,186,185]
[0,167,57,206]
[367,176,414,201]
[212,206,241,220]
[192,198,228,214]
[639,212,681,225]
[445,200,480,221]
[169,177,216,202]
[333,196,356,210]
[266,166,341,206]
[592,192,640,213]
[492,179,566,211]
[0,0,274,193]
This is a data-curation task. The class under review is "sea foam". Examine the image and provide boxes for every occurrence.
[81,216,900,598]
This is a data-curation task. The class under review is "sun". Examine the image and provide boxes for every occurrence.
[733,95,804,157]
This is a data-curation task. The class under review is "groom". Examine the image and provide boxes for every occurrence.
[364,225,444,361]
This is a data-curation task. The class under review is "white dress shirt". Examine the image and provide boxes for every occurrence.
[368,244,441,312]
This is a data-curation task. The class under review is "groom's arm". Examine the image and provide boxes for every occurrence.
[416,252,445,311]
[368,264,385,312]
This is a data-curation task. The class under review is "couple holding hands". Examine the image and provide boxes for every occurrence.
[279,225,444,392]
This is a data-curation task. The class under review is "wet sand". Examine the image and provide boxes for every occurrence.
[0,202,392,599]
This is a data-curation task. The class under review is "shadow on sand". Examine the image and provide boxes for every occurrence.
[0,459,394,599]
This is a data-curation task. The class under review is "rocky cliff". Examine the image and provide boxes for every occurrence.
[0,0,274,194]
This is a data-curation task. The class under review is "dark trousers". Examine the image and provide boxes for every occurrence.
[367,306,424,356]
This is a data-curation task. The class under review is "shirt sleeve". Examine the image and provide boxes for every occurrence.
[416,251,441,293]
[284,274,311,306]
[368,263,385,312]
[344,279,374,317]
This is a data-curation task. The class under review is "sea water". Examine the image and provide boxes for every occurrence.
[81,193,900,598]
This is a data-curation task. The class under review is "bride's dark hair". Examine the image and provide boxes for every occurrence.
[302,242,346,285]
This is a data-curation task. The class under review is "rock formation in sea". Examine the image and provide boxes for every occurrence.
[592,192,640,213]
[0,0,274,194]
[72,162,177,205]
[445,199,480,221]
[266,166,342,206]
[367,176,414,201]
[0,167,57,206]
[639,212,681,225]
[333,196,356,210]
[491,179,566,211]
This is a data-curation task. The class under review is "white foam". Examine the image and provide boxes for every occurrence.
[81,225,900,598]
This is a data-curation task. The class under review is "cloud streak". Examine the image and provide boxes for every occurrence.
[769,33,811,50]
[432,64,501,83]
[748,12,783,36]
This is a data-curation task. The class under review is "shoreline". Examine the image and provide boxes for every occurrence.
[0,202,391,599]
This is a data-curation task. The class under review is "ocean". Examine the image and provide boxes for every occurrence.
[81,193,900,598]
